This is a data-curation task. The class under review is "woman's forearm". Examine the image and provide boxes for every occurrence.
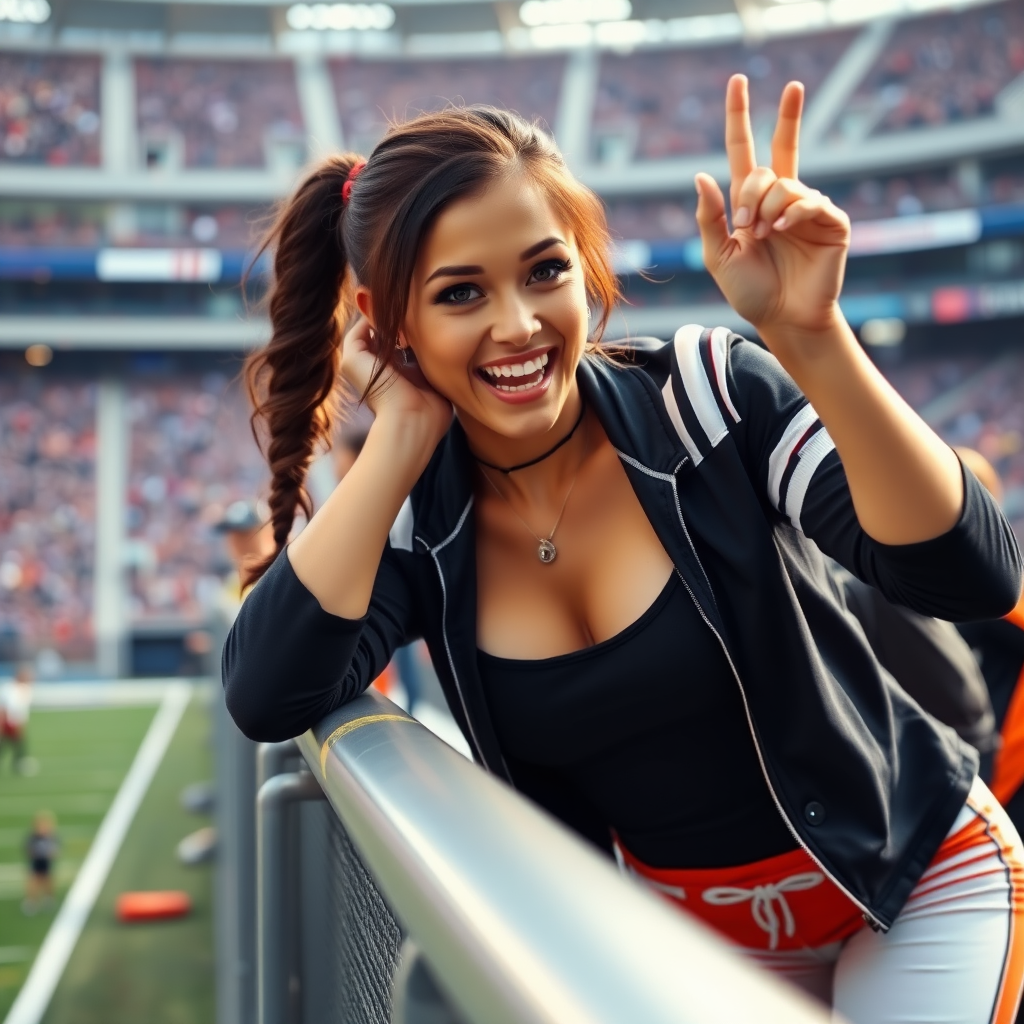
[287,414,436,618]
[761,312,963,546]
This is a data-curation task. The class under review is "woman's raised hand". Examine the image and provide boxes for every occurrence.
[341,315,453,454]
[695,75,851,354]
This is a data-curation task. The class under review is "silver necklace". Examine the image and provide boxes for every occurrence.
[479,416,588,565]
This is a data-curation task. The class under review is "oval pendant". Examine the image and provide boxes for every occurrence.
[538,539,557,564]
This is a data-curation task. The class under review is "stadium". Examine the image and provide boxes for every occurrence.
[1,0,1024,1020]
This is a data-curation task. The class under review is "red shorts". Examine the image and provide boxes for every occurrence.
[614,839,864,951]
[1,721,22,740]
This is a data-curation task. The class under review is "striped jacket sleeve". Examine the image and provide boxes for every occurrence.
[660,325,1022,620]
[661,324,834,533]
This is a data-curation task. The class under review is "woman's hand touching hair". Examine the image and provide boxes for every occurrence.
[694,76,851,360]
[341,314,453,460]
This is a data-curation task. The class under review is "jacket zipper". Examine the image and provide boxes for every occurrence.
[615,448,884,931]
[417,496,493,774]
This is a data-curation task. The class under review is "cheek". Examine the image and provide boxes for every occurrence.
[408,310,479,383]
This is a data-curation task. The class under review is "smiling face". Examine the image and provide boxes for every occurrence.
[399,173,590,453]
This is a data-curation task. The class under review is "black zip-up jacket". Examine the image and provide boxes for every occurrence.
[224,327,1022,930]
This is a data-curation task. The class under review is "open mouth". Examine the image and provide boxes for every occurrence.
[476,350,554,395]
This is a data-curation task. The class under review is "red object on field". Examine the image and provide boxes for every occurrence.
[116,890,191,922]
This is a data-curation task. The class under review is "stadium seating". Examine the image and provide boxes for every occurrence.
[0,380,96,665]
[885,354,1024,537]
[831,0,1024,139]
[0,201,265,249]
[135,58,306,170]
[592,31,856,162]
[327,55,565,153]
[0,52,102,166]
[126,375,267,622]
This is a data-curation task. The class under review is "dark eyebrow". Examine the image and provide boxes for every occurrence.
[520,237,565,261]
[424,264,485,285]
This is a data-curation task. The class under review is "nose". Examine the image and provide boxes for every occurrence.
[489,289,541,348]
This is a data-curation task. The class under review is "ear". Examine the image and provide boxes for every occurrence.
[354,286,375,328]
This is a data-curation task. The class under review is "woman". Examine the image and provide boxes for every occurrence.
[225,78,1024,1019]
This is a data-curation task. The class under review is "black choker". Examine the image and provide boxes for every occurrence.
[475,402,586,474]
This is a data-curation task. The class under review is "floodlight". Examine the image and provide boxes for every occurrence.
[0,0,51,23]
[519,0,632,28]
[286,2,395,32]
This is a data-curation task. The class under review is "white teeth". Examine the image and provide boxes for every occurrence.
[479,351,552,390]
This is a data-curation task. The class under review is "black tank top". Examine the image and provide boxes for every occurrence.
[477,573,798,868]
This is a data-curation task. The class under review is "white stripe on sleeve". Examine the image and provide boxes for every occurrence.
[673,324,729,447]
[661,378,704,466]
[767,404,820,512]
[784,427,835,533]
[709,326,742,424]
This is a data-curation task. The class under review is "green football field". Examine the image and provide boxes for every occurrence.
[0,692,215,1024]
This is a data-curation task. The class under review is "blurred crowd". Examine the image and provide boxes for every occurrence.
[126,374,267,623]
[885,355,1024,538]
[0,380,96,668]
[0,201,265,249]
[328,55,565,154]
[603,162,1024,242]
[135,59,305,170]
[593,31,855,162]
[0,354,1020,672]
[0,53,101,167]
[833,0,1024,139]
[1,4,1022,170]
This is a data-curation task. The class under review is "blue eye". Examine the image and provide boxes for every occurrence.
[436,283,483,305]
[529,258,571,284]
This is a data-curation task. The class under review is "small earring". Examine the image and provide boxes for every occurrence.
[586,307,592,320]
[397,345,413,367]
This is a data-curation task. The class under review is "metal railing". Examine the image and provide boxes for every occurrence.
[254,688,832,1024]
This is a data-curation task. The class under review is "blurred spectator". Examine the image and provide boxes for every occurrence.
[213,500,274,612]
[831,0,1024,139]
[0,53,101,166]
[328,55,565,153]
[22,810,59,916]
[593,32,855,162]
[0,663,33,774]
[0,379,96,664]
[126,375,268,625]
[135,58,306,170]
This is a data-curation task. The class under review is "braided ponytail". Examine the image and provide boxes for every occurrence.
[242,153,363,587]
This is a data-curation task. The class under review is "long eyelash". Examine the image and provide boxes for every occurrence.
[539,258,571,275]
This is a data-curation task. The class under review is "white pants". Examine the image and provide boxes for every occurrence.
[746,779,1024,1024]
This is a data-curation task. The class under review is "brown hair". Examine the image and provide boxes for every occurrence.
[243,105,621,586]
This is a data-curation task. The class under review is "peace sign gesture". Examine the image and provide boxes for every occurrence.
[696,75,851,355]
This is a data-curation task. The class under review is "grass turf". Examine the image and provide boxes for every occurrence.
[42,692,215,1024]
[0,704,158,1019]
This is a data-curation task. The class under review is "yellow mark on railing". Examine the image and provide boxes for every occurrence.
[319,714,413,776]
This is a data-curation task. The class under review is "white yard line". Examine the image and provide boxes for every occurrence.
[2,682,191,1024]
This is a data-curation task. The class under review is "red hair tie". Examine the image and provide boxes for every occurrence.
[341,160,366,205]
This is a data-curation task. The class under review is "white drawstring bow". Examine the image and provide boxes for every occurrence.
[702,872,824,949]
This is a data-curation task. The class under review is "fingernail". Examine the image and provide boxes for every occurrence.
[773,216,787,231]
[734,207,751,228]
[694,175,703,197]
[754,221,769,238]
